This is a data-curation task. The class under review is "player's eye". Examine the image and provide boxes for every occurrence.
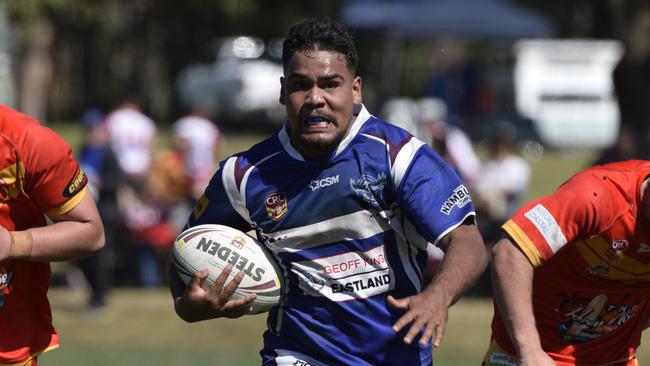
[322,81,339,90]
[289,80,310,91]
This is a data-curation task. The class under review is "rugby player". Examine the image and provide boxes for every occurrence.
[170,17,488,365]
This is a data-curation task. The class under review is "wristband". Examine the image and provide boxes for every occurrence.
[9,231,33,259]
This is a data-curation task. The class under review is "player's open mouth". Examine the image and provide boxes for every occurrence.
[302,116,331,129]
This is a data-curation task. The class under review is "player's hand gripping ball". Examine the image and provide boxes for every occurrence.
[172,224,282,314]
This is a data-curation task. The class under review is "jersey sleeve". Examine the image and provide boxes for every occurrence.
[187,162,251,231]
[23,125,88,217]
[395,144,475,246]
[502,170,615,267]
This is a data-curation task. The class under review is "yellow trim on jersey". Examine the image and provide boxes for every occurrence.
[45,186,87,217]
[0,162,26,199]
[482,339,637,366]
[577,236,650,283]
[0,343,59,365]
[502,220,543,267]
[482,339,517,365]
[193,194,209,221]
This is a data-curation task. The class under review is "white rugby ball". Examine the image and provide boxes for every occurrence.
[172,224,282,314]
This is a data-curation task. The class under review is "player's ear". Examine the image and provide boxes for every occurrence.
[352,76,362,105]
[279,76,286,105]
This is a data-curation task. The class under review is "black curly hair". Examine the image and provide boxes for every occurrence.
[282,17,358,73]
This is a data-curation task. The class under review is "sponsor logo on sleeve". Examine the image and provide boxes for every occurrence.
[308,174,340,192]
[265,192,288,221]
[63,167,87,197]
[291,244,393,302]
[524,204,567,253]
[440,184,471,215]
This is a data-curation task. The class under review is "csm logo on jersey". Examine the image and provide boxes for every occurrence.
[440,185,471,215]
[308,175,339,191]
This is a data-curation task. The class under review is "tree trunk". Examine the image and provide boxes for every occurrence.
[18,15,54,122]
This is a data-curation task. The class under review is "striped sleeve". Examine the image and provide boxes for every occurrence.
[393,140,476,246]
[187,158,251,232]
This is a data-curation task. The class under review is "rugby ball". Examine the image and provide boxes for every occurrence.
[172,224,282,314]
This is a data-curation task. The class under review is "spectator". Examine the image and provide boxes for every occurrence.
[474,123,531,242]
[171,105,222,200]
[421,98,481,187]
[119,149,191,287]
[104,98,158,181]
[104,98,159,285]
[75,108,125,309]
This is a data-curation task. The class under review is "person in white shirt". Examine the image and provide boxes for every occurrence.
[171,108,221,199]
[474,125,531,242]
[105,100,158,180]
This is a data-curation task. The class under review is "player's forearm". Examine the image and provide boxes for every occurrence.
[13,219,104,262]
[427,224,488,306]
[491,238,543,355]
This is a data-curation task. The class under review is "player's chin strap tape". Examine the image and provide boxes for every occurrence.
[10,231,33,259]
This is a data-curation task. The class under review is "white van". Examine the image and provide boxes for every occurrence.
[514,39,623,149]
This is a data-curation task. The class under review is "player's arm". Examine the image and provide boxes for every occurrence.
[169,162,256,322]
[387,144,489,347]
[491,236,555,365]
[0,191,104,262]
[389,219,487,347]
[170,264,255,322]
[491,170,609,365]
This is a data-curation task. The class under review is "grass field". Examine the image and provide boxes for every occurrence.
[39,124,631,365]
[41,289,650,365]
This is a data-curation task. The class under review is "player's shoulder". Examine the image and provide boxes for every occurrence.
[358,114,416,147]
[580,160,650,201]
[225,129,285,168]
[0,106,67,149]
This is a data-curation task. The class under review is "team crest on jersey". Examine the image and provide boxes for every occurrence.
[440,185,471,215]
[609,240,629,255]
[350,172,387,209]
[265,192,288,221]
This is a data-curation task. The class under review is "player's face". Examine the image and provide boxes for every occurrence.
[280,49,362,158]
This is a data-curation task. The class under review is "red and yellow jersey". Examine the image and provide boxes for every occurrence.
[491,160,650,365]
[0,105,87,364]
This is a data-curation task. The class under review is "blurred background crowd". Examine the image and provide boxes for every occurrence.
[1,0,649,311]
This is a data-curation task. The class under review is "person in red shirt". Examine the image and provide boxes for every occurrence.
[0,105,105,366]
[485,160,650,366]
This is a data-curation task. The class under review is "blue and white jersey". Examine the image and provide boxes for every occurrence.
[189,105,475,366]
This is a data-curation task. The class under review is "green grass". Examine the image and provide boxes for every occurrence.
[42,289,650,365]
